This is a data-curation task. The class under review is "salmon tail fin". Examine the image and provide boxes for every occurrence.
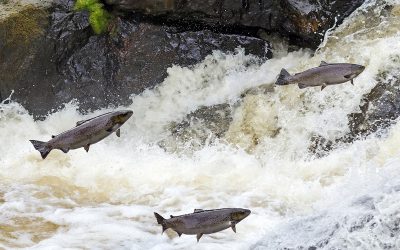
[29,140,51,159]
[154,212,168,234]
[275,68,291,85]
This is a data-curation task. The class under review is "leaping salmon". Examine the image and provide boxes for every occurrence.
[29,110,133,159]
[154,208,251,242]
[275,61,365,90]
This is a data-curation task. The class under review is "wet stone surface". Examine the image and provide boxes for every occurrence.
[104,0,365,48]
[162,103,233,150]
[0,0,270,118]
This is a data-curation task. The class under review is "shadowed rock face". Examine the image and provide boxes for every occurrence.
[0,0,270,118]
[104,0,365,48]
[172,104,232,141]
[309,66,400,157]
[0,0,366,119]
[349,70,400,137]
[159,104,233,151]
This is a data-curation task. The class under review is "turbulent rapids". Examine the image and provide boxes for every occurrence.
[1,0,400,249]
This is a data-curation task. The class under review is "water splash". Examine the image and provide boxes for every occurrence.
[1,0,400,249]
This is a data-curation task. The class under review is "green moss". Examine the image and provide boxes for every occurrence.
[74,0,111,34]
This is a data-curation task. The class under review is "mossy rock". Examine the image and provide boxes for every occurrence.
[0,4,49,86]
[0,5,48,48]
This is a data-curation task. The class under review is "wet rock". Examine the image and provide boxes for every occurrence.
[308,134,334,158]
[0,0,270,118]
[352,195,376,210]
[309,66,400,157]
[347,214,374,233]
[104,0,365,48]
[172,104,232,136]
[165,104,232,149]
[349,69,400,137]
[0,4,55,116]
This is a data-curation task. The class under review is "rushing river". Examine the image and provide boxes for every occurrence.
[1,0,400,249]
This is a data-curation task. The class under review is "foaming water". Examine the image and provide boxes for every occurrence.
[1,0,400,249]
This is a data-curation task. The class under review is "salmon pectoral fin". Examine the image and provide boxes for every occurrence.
[351,79,354,85]
[107,124,119,133]
[177,231,182,237]
[298,83,307,89]
[196,233,203,242]
[321,84,327,91]
[84,144,90,152]
[60,147,69,153]
[231,222,237,233]
[116,129,121,137]
[344,74,352,79]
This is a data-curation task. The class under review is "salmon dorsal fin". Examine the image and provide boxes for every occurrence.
[76,112,111,127]
[51,135,56,138]
[76,119,90,126]
[170,215,175,218]
[76,117,95,126]
[320,61,329,66]
[194,209,204,213]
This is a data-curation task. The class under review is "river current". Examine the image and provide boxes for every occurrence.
[1,0,400,249]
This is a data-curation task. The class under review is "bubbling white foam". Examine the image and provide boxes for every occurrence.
[1,0,400,249]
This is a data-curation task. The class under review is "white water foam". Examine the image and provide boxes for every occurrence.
[1,0,400,249]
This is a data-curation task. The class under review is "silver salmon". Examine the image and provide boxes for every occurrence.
[154,208,251,242]
[30,110,133,159]
[275,61,365,90]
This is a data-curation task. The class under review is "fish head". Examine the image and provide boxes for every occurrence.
[111,110,133,124]
[350,64,365,76]
[230,208,251,222]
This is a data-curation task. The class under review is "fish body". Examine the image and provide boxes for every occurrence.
[154,208,251,242]
[30,110,133,159]
[275,61,365,90]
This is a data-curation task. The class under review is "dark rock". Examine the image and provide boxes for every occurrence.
[348,68,400,137]
[104,0,365,48]
[308,65,400,157]
[164,103,232,149]
[0,5,57,115]
[352,195,375,210]
[0,0,271,118]
[172,104,232,136]
[348,214,374,232]
[308,134,334,158]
